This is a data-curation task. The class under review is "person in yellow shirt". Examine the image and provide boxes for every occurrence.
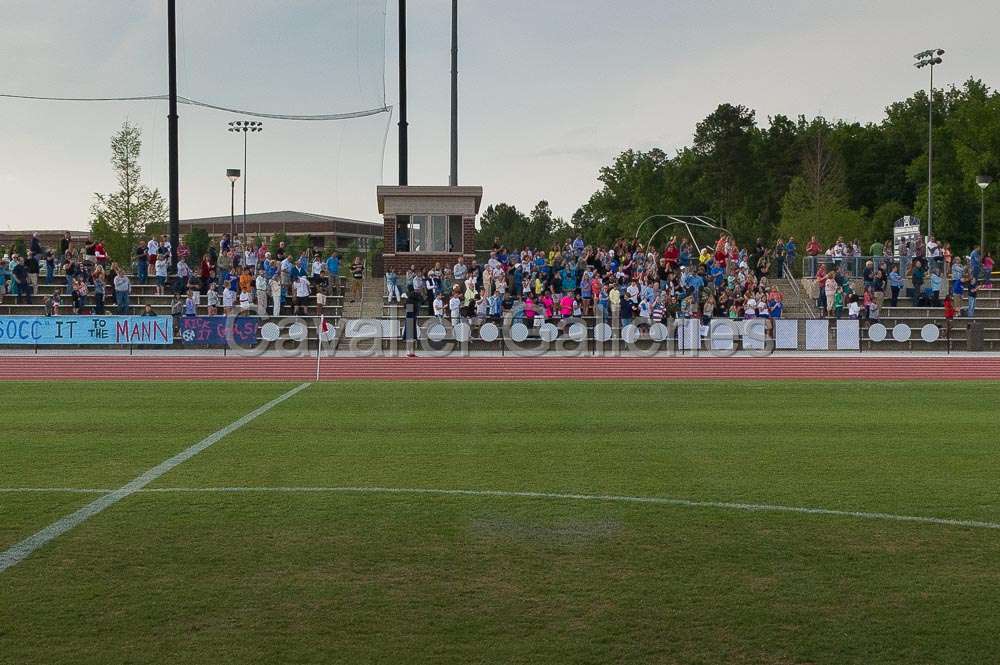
[608,285,621,322]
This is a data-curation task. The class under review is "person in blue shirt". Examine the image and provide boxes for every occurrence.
[710,263,725,288]
[0,260,10,300]
[784,237,797,271]
[924,270,943,307]
[326,252,341,279]
[969,245,982,279]
[560,266,577,293]
[888,264,904,307]
[686,271,705,307]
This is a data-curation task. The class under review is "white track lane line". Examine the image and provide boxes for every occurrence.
[0,383,311,574]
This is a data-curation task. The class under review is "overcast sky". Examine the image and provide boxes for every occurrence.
[1,0,997,231]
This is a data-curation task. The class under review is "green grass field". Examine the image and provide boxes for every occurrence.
[2,380,999,664]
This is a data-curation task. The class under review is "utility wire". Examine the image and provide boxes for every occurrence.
[0,93,390,121]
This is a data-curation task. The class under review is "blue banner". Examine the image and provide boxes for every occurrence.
[0,316,174,345]
[179,316,259,346]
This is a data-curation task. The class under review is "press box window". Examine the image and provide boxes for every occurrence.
[397,214,464,253]
[395,215,410,252]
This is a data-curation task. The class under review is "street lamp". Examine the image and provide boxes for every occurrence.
[227,120,263,244]
[914,48,945,241]
[978,175,992,253]
[227,169,241,242]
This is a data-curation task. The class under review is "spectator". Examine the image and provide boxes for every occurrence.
[93,240,107,266]
[12,257,31,304]
[349,256,364,303]
[269,273,282,317]
[969,245,982,279]
[222,282,236,317]
[293,274,310,315]
[154,253,169,295]
[30,233,42,260]
[93,272,106,315]
[25,253,40,294]
[910,260,926,305]
[964,272,978,318]
[113,271,131,314]
[44,251,55,285]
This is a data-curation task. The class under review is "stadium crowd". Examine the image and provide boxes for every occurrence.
[807,235,991,319]
[0,231,361,319]
[388,233,787,326]
[0,228,992,326]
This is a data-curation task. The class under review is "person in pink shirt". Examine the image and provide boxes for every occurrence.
[559,293,574,317]
[524,295,536,324]
[541,291,555,320]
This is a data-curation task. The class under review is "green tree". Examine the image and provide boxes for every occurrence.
[477,203,531,249]
[779,128,866,244]
[90,121,166,266]
[184,227,211,262]
[692,104,759,234]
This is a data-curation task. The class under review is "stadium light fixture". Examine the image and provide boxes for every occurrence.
[227,121,264,243]
[913,48,945,241]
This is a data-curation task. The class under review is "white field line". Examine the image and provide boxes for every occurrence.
[4,484,998,531]
[0,488,110,493]
[0,383,312,574]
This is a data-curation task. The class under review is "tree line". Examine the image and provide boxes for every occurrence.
[480,78,999,254]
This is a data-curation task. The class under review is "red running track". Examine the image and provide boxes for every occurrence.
[0,355,998,381]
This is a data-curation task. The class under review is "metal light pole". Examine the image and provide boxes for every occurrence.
[449,0,458,186]
[167,0,180,269]
[228,120,263,245]
[398,0,408,186]
[978,175,992,253]
[227,169,241,241]
[915,48,945,241]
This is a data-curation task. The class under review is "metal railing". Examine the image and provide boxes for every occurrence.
[781,261,814,318]
[801,255,949,278]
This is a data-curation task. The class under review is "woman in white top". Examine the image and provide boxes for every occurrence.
[245,247,259,273]
[154,255,169,295]
[269,276,282,317]
[255,272,268,316]
[294,275,310,315]
[207,288,220,316]
[222,285,236,316]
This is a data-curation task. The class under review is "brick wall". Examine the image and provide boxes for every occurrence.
[463,217,476,257]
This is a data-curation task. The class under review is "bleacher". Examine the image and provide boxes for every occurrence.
[1,276,347,320]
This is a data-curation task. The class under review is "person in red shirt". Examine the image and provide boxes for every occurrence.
[943,294,955,320]
[93,240,107,266]
[662,239,680,268]
[806,236,822,256]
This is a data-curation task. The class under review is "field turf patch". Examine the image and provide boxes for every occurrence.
[1,380,998,664]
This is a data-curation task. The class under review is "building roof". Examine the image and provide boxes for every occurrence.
[376,186,484,215]
[180,210,380,228]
